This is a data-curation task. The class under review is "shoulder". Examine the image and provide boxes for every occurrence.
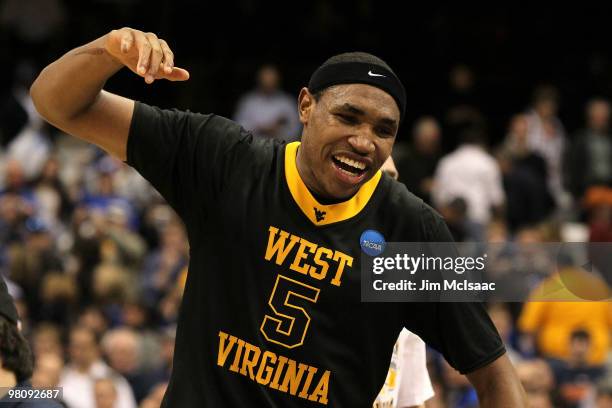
[381,178,449,240]
[133,101,245,136]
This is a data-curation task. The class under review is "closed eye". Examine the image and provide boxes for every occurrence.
[335,113,358,125]
[375,126,394,138]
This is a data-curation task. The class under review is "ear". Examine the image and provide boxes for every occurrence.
[298,87,315,126]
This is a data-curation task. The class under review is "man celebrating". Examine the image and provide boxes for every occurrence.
[31,28,526,407]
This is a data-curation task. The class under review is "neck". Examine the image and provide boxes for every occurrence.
[0,369,17,398]
[295,146,324,198]
[75,360,96,374]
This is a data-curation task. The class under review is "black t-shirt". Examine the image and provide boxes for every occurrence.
[127,102,505,408]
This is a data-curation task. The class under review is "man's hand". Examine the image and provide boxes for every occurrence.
[31,27,192,159]
[104,28,190,84]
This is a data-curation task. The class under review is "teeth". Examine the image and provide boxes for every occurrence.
[334,155,366,170]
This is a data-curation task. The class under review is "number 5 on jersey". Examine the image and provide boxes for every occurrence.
[260,275,320,349]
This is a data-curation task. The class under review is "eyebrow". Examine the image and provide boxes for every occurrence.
[337,103,398,128]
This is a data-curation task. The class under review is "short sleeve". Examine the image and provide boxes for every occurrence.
[404,205,506,374]
[126,102,253,221]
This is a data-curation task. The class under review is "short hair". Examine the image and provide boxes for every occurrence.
[311,52,395,100]
[70,324,101,346]
[459,124,488,146]
[570,329,590,342]
[0,316,33,382]
[532,85,559,105]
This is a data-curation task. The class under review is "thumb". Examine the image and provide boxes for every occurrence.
[164,67,190,82]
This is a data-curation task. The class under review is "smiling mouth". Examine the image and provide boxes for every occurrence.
[332,155,369,177]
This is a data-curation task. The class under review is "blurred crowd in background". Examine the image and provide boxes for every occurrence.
[2,1,612,408]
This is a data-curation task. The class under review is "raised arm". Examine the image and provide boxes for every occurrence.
[30,27,189,160]
[466,353,527,407]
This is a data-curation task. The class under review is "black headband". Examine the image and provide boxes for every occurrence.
[308,61,406,122]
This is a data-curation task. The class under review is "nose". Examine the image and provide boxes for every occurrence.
[347,128,375,155]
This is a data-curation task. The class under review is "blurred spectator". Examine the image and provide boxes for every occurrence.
[565,98,612,201]
[584,187,612,243]
[31,322,63,358]
[549,329,605,407]
[0,193,29,247]
[499,114,554,231]
[518,270,612,365]
[487,303,522,364]
[392,116,442,203]
[60,325,136,408]
[440,359,478,408]
[94,377,118,408]
[1,159,37,210]
[31,352,64,389]
[100,204,146,270]
[593,377,612,408]
[442,64,485,146]
[92,264,135,309]
[4,61,52,180]
[9,217,64,322]
[32,156,73,230]
[139,382,167,408]
[39,272,78,325]
[77,306,110,339]
[101,328,162,403]
[432,126,505,240]
[515,359,555,408]
[525,85,567,204]
[234,64,301,141]
[80,158,138,233]
[141,220,187,308]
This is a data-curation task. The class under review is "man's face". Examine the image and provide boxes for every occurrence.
[69,329,98,368]
[297,84,399,199]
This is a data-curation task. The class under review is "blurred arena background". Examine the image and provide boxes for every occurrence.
[1,2,612,407]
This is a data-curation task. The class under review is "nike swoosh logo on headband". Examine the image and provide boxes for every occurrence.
[368,70,386,77]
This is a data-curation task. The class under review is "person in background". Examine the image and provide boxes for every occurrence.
[442,64,484,148]
[525,85,566,205]
[549,329,605,407]
[93,378,118,408]
[31,352,64,391]
[487,303,522,365]
[518,275,612,366]
[593,377,612,408]
[564,98,612,202]
[234,64,301,141]
[432,126,505,240]
[59,325,136,408]
[101,327,160,404]
[515,359,555,408]
[498,114,554,231]
[392,116,442,203]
